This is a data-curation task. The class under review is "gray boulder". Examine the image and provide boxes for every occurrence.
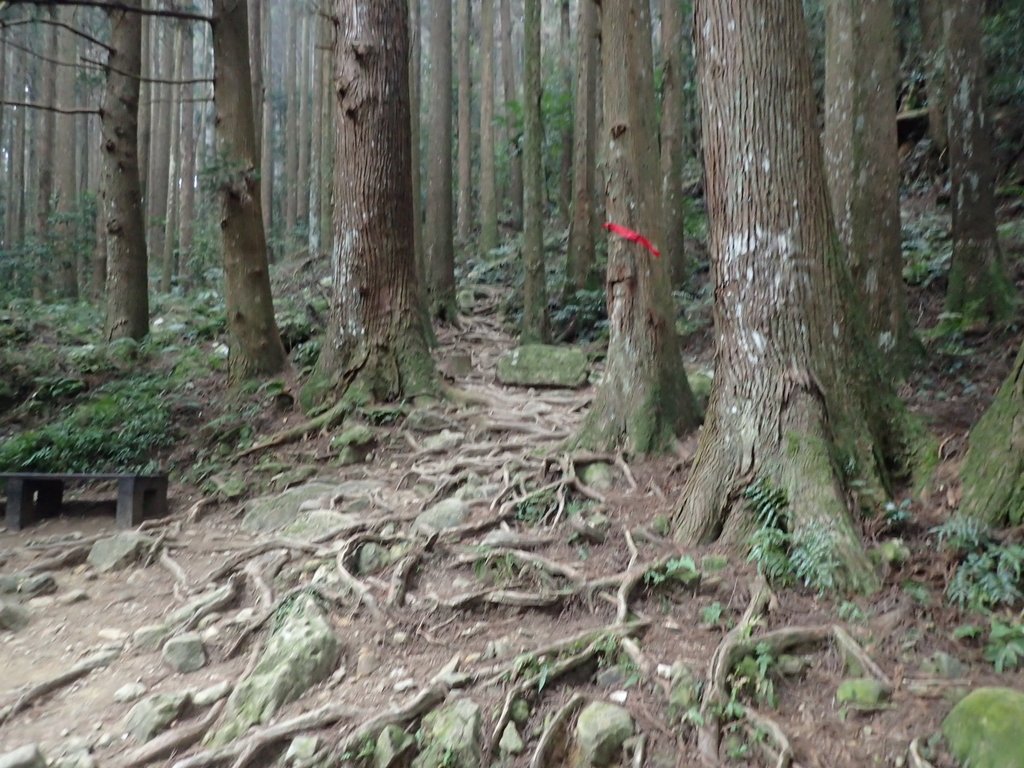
[133,623,172,652]
[208,595,340,746]
[0,600,29,632]
[413,499,470,535]
[241,482,341,533]
[943,686,1024,768]
[0,745,46,768]
[123,692,192,741]
[162,632,207,673]
[411,698,483,768]
[574,701,634,767]
[88,533,153,573]
[496,345,589,388]
[374,724,415,768]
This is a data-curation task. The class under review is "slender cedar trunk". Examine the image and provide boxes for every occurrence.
[297,13,311,229]
[259,0,273,242]
[10,68,26,247]
[34,13,57,299]
[0,35,6,248]
[558,0,571,228]
[308,11,324,257]
[304,0,437,408]
[211,0,287,381]
[161,25,184,292]
[284,9,298,241]
[521,0,548,342]
[102,4,149,342]
[319,14,334,257]
[410,0,424,281]
[943,0,1013,322]
[917,0,946,153]
[959,340,1024,527]
[674,0,902,593]
[499,0,522,229]
[137,8,150,201]
[573,0,697,454]
[178,26,197,292]
[54,8,79,298]
[248,0,262,162]
[565,0,597,293]
[455,0,472,244]
[148,25,174,278]
[424,0,456,320]
[825,0,911,359]
[660,0,687,288]
[478,0,498,254]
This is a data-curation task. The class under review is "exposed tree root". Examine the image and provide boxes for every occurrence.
[0,648,120,725]
[121,700,227,768]
[233,399,351,459]
[529,693,586,767]
[743,707,794,768]
[908,737,936,768]
[177,575,243,634]
[22,544,89,574]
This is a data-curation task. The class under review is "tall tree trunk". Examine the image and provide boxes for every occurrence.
[304,0,438,408]
[573,0,698,454]
[825,0,911,359]
[54,7,79,298]
[660,0,687,288]
[455,0,472,244]
[410,0,424,281]
[478,0,498,254]
[557,0,571,228]
[179,25,197,291]
[297,12,311,229]
[674,0,904,594]
[917,0,946,153]
[284,8,299,241]
[147,24,174,280]
[34,12,57,299]
[943,0,1013,322]
[102,3,149,341]
[308,11,324,256]
[564,0,598,293]
[259,0,273,242]
[161,25,184,292]
[212,0,287,380]
[9,66,26,248]
[248,0,263,162]
[319,13,335,257]
[521,0,547,342]
[424,0,456,320]
[137,8,151,201]
[0,34,6,248]
[499,0,522,229]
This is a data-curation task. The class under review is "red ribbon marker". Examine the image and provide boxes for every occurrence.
[603,222,661,258]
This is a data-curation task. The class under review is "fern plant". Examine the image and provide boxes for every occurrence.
[935,515,1024,610]
[746,478,794,586]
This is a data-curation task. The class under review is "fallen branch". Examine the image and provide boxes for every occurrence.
[441,587,569,610]
[0,648,119,725]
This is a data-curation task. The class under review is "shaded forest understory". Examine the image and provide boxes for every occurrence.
[1,189,1023,767]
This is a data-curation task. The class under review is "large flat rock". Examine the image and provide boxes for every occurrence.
[496,345,589,388]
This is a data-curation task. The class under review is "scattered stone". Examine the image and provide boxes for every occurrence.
[357,647,380,678]
[242,482,342,533]
[836,678,891,711]
[357,543,390,575]
[284,510,362,541]
[609,690,628,704]
[162,632,207,673]
[0,745,46,768]
[133,623,172,652]
[482,637,513,660]
[331,425,376,465]
[668,662,699,716]
[18,573,57,597]
[193,681,232,707]
[595,665,628,689]
[57,589,89,605]
[574,701,634,767]
[942,686,1024,768]
[498,722,525,756]
[440,352,473,378]
[87,533,153,573]
[0,575,19,594]
[405,409,453,433]
[113,682,148,703]
[374,724,415,768]
[268,466,318,493]
[413,498,470,535]
[123,692,191,741]
[775,654,811,677]
[26,596,55,610]
[51,749,94,768]
[411,697,483,768]
[169,580,238,625]
[98,628,129,643]
[510,698,530,726]
[580,463,615,492]
[0,599,29,632]
[921,651,968,679]
[393,679,416,693]
[208,595,340,746]
[421,430,464,453]
[284,736,319,762]
[496,344,589,388]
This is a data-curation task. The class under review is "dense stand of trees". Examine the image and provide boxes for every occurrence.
[0,0,1023,591]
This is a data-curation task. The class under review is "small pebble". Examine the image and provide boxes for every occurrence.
[393,679,416,692]
[609,690,628,704]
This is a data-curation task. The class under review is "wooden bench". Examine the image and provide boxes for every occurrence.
[0,473,169,531]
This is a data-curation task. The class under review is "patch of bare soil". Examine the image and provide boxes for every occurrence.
[3,241,1024,767]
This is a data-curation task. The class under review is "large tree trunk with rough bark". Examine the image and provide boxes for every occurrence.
[478,0,498,254]
[917,0,947,153]
[564,0,598,294]
[455,0,473,245]
[943,0,1013,323]
[959,341,1024,527]
[304,0,438,408]
[660,0,687,288]
[521,0,548,343]
[499,0,522,229]
[425,0,456,320]
[574,0,698,455]
[178,26,197,291]
[161,25,184,292]
[212,0,287,381]
[102,4,149,342]
[34,12,57,299]
[825,0,911,360]
[674,0,904,592]
[259,0,273,241]
[54,7,79,299]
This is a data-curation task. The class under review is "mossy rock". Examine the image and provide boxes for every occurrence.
[687,370,713,415]
[241,482,341,533]
[942,687,1024,768]
[573,701,634,766]
[496,345,589,388]
[836,678,890,711]
[411,698,483,768]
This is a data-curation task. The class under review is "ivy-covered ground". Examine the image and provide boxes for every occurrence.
[1,198,1024,768]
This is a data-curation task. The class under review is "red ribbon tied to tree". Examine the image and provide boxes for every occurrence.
[603,222,661,258]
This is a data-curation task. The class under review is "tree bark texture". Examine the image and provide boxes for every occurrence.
[558,0,572,227]
[455,0,473,244]
[478,0,498,254]
[147,23,173,277]
[102,4,149,342]
[574,0,698,455]
[565,0,598,294]
[409,0,424,282]
[917,0,946,152]
[34,12,57,298]
[161,24,184,292]
[943,0,1013,322]
[178,25,197,290]
[674,0,902,591]
[297,13,311,227]
[825,0,910,358]
[259,0,273,241]
[499,0,522,229]
[284,8,298,238]
[425,0,456,320]
[521,0,548,343]
[308,12,325,256]
[306,0,438,407]
[212,0,287,380]
[54,7,79,298]
[660,0,688,288]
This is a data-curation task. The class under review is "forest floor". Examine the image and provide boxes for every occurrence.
[1,197,1024,768]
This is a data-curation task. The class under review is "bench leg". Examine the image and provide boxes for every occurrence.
[116,477,169,528]
[34,480,64,518]
[5,478,32,531]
